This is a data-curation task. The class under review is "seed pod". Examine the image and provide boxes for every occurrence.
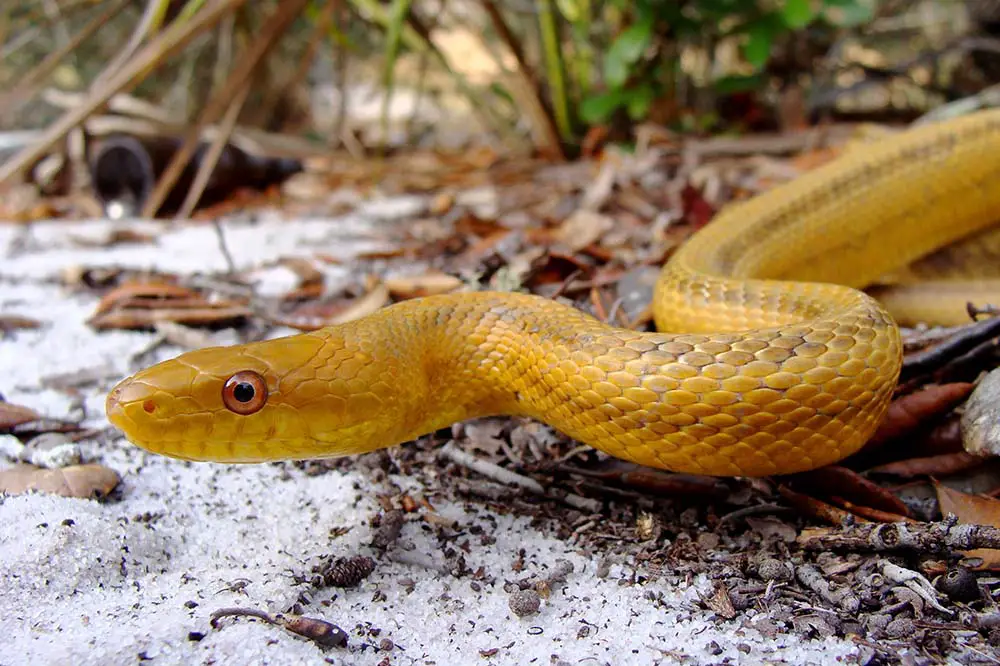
[322,556,376,588]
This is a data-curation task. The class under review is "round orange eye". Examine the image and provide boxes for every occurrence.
[222,371,268,415]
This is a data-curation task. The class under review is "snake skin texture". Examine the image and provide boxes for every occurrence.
[106,109,1000,476]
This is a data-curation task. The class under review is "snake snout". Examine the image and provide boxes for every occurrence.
[106,376,160,433]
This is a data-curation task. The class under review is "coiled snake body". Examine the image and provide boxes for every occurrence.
[106,110,1000,477]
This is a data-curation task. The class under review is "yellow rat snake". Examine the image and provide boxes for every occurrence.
[106,110,1000,477]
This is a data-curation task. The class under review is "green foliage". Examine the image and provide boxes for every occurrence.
[576,0,876,126]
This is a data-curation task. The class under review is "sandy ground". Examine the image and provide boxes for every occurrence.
[0,210,860,665]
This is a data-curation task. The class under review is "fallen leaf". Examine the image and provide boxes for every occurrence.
[91,281,195,316]
[0,463,120,499]
[868,452,983,478]
[935,482,1000,569]
[272,280,390,331]
[702,584,737,620]
[870,383,974,447]
[680,183,715,228]
[88,281,251,330]
[89,306,251,330]
[787,465,911,517]
[778,484,867,525]
[384,272,463,299]
[524,252,593,291]
[554,209,613,252]
[0,401,43,430]
[429,192,455,215]
[0,315,43,332]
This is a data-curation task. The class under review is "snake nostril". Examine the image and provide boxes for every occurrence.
[142,399,157,414]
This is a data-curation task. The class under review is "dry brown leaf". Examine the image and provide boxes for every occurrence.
[702,584,737,620]
[91,281,194,316]
[273,280,390,331]
[0,401,43,430]
[0,463,120,498]
[680,184,716,229]
[429,192,455,215]
[868,452,983,478]
[554,209,613,252]
[89,280,251,330]
[935,482,1000,569]
[384,272,463,299]
[322,281,390,326]
[788,465,911,517]
[778,484,868,525]
[89,306,251,330]
[870,383,974,446]
[0,315,43,332]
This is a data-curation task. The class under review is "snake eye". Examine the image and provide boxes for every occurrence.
[222,371,268,415]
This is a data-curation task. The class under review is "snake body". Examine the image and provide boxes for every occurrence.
[106,110,1000,476]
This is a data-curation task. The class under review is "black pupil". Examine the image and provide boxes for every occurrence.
[232,382,255,403]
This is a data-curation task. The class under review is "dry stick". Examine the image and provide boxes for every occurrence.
[0,0,248,188]
[798,518,1000,553]
[95,0,175,88]
[439,441,601,513]
[0,0,131,123]
[141,0,310,218]
[175,81,250,220]
[480,0,561,158]
[900,315,1000,382]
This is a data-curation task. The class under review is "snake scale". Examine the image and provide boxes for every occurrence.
[106,109,1000,477]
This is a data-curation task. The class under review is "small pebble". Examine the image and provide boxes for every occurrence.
[509,589,541,617]
[757,558,792,582]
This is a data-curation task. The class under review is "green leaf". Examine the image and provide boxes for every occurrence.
[580,90,627,124]
[822,0,875,26]
[714,73,765,94]
[625,85,655,120]
[743,20,774,69]
[781,0,815,28]
[603,15,654,87]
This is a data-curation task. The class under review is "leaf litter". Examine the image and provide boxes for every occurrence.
[5,126,1000,663]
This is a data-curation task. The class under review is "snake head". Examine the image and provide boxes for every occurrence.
[105,331,408,462]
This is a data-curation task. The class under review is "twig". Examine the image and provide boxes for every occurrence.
[900,314,1000,382]
[210,607,348,648]
[798,518,1000,554]
[439,441,601,513]
[796,563,860,613]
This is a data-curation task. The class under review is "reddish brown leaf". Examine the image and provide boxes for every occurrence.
[680,183,715,229]
[827,497,919,523]
[525,252,593,289]
[868,452,983,478]
[91,281,191,316]
[0,401,42,430]
[580,125,610,159]
[869,383,974,446]
[89,306,251,330]
[935,482,1000,569]
[788,465,911,517]
[89,280,252,330]
[778,484,866,525]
